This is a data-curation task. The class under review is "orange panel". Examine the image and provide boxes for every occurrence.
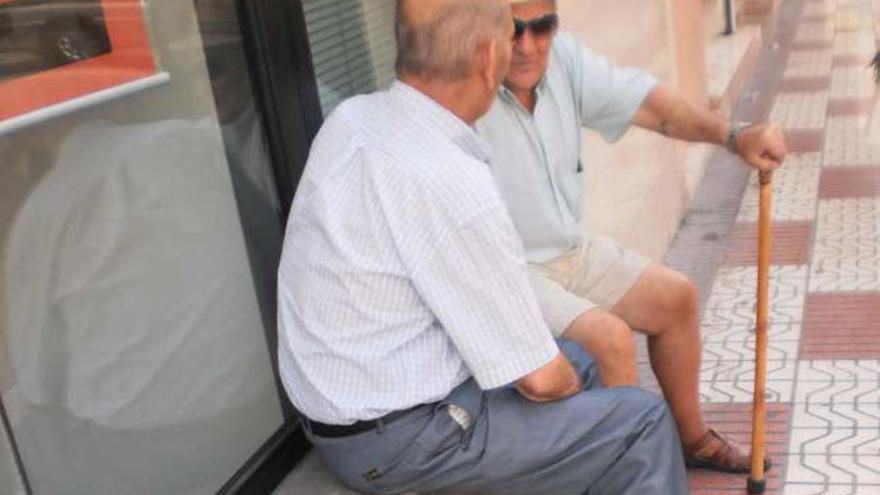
[0,0,157,120]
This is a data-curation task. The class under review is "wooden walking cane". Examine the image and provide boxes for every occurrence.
[747,170,773,494]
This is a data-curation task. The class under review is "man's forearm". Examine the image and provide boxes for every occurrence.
[633,85,730,146]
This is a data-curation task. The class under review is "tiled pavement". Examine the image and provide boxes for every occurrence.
[676,0,880,493]
[277,0,880,493]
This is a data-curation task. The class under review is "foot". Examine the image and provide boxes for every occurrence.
[684,428,772,474]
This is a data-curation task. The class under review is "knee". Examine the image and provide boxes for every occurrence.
[616,387,669,418]
[591,314,637,364]
[658,272,698,327]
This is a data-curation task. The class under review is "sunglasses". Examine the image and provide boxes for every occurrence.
[513,13,559,40]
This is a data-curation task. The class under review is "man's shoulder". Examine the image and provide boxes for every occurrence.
[549,31,606,73]
[318,92,383,137]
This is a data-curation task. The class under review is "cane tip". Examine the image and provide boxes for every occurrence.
[747,477,767,494]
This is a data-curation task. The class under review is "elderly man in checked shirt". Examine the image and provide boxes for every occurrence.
[475,0,788,474]
[277,0,687,494]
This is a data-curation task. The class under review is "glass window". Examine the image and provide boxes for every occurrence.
[0,0,285,493]
[0,404,25,495]
[302,0,397,115]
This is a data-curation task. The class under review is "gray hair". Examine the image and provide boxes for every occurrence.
[395,0,510,81]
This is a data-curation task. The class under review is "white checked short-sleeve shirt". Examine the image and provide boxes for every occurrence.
[475,32,659,263]
[277,81,559,425]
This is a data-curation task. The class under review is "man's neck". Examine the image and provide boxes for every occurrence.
[514,89,536,113]
[399,74,482,125]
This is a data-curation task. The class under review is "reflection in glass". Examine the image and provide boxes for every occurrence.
[0,407,25,495]
[0,0,111,82]
[0,0,285,493]
[303,0,397,115]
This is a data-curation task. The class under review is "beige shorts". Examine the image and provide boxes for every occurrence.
[528,235,651,337]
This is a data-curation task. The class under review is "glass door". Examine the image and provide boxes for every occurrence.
[0,0,290,493]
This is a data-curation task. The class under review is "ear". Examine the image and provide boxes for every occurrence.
[480,39,500,90]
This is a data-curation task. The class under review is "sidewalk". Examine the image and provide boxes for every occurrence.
[675,0,880,493]
[276,0,880,493]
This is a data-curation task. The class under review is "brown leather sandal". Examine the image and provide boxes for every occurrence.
[684,428,772,474]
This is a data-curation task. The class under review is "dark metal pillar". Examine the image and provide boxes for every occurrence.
[723,0,735,35]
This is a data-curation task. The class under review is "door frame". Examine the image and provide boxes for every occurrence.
[218,0,324,492]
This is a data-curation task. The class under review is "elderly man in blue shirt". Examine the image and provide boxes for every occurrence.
[476,0,788,473]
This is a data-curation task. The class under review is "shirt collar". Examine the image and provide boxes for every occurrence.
[498,75,549,107]
[390,80,490,163]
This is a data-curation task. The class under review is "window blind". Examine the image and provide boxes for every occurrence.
[302,0,397,115]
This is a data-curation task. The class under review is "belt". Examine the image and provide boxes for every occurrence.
[305,406,420,438]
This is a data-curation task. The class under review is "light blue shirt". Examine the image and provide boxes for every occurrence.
[278,82,558,424]
[475,32,659,263]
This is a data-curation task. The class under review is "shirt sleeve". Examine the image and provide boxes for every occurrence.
[408,206,560,390]
[556,32,659,143]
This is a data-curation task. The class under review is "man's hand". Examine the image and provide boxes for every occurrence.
[734,123,787,172]
[633,86,789,172]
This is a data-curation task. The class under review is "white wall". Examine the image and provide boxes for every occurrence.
[558,0,712,260]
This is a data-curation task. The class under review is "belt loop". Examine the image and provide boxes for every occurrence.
[298,415,314,436]
[376,418,386,435]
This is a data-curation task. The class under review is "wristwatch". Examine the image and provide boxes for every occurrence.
[726,122,752,154]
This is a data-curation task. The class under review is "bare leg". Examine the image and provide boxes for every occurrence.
[610,264,706,445]
[559,262,754,471]
[562,309,639,387]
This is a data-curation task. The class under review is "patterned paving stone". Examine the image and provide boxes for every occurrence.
[783,483,880,494]
[835,7,875,32]
[689,403,791,495]
[705,265,809,312]
[791,401,880,429]
[797,360,880,380]
[702,303,805,328]
[830,67,876,99]
[809,248,880,291]
[704,339,799,364]
[818,168,880,198]
[700,378,794,403]
[796,21,836,43]
[796,39,836,52]
[789,427,880,456]
[827,98,874,117]
[692,473,785,495]
[813,197,880,233]
[786,51,834,79]
[832,53,875,67]
[783,77,832,93]
[784,454,880,485]
[771,92,830,129]
[702,321,803,343]
[804,1,836,19]
[701,357,797,382]
[794,380,880,405]
[723,221,814,267]
[803,294,880,358]
[824,116,880,166]
[809,197,880,292]
[738,153,822,222]
[832,32,875,56]
[787,129,826,152]
[789,426,880,456]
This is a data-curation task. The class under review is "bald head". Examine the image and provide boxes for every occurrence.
[396,0,510,81]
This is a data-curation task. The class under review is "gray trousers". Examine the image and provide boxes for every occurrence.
[305,340,688,495]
